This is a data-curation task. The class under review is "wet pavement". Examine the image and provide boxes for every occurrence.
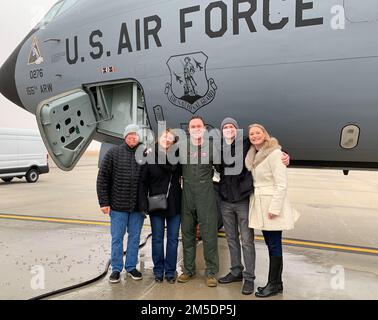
[0,154,377,300]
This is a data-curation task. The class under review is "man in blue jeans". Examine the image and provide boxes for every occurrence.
[96,124,145,283]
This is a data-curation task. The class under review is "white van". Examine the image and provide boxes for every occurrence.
[0,128,49,183]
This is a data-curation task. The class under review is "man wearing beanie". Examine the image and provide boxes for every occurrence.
[97,124,145,284]
[217,117,257,295]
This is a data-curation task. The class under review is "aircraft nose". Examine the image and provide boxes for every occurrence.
[0,47,23,108]
[0,29,38,109]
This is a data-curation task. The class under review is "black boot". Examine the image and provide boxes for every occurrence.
[277,258,283,292]
[255,256,282,298]
[257,256,273,293]
[257,256,283,293]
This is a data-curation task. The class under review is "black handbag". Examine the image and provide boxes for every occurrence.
[147,174,172,213]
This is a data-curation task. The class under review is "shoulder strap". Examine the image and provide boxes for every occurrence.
[166,173,173,198]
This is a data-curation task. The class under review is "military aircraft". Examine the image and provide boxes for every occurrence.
[1,0,378,172]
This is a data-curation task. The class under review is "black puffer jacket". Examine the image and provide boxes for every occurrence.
[218,136,254,203]
[96,143,143,212]
[139,146,182,217]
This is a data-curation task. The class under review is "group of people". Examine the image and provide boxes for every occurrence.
[96,116,300,298]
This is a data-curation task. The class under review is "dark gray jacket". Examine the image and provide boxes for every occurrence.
[218,136,254,203]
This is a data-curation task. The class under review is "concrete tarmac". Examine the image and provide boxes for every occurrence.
[0,154,377,300]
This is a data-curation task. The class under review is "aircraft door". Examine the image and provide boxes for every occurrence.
[93,81,153,146]
[36,90,97,171]
[36,81,152,171]
[96,81,154,168]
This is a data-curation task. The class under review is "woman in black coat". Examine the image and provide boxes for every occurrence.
[139,129,182,283]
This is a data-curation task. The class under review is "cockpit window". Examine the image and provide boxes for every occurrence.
[37,0,79,28]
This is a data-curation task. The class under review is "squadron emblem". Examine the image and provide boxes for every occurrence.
[165,52,217,114]
[28,37,44,65]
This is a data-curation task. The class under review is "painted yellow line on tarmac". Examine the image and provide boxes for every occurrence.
[0,213,148,228]
[1,213,377,255]
[279,238,378,255]
[218,233,378,255]
[0,214,110,226]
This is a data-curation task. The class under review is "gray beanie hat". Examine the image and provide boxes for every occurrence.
[123,124,141,139]
[221,117,239,130]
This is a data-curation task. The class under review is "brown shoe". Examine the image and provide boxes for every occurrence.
[177,273,194,283]
[206,276,218,287]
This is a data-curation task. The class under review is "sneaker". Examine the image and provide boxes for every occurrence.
[109,271,121,283]
[206,276,218,287]
[177,273,194,283]
[242,280,255,295]
[126,269,143,280]
[166,276,176,284]
[218,272,243,284]
[155,275,164,283]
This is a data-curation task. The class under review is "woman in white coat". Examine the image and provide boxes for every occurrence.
[245,124,300,298]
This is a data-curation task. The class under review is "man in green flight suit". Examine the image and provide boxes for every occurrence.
[177,116,220,287]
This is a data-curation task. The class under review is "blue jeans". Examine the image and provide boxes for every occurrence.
[262,230,283,257]
[110,210,145,272]
[150,214,181,278]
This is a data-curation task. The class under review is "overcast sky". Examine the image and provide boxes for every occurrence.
[0,0,100,149]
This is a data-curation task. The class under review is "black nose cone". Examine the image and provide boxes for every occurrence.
[0,29,38,109]
[0,47,23,108]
